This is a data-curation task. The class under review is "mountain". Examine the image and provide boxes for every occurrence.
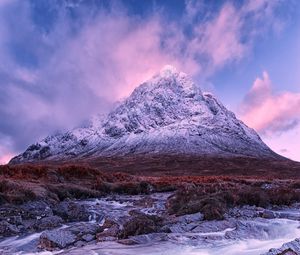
[10,65,280,164]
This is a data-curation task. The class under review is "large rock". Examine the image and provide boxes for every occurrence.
[33,215,63,231]
[118,212,163,239]
[166,212,204,233]
[21,201,53,219]
[67,222,100,238]
[53,201,90,222]
[96,219,120,242]
[39,222,99,250]
[39,229,76,250]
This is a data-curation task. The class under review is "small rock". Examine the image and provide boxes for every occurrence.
[261,210,277,219]
[74,241,86,247]
[82,234,95,242]
[117,239,138,245]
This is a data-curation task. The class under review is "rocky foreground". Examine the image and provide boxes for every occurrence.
[1,193,300,254]
[1,163,300,254]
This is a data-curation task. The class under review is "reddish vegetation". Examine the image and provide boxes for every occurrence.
[1,156,300,220]
[166,180,300,220]
[86,155,300,178]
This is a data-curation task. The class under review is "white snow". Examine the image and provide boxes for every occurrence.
[10,66,279,163]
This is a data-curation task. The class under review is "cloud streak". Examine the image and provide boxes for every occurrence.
[0,0,287,160]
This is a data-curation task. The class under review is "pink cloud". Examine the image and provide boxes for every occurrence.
[0,0,286,160]
[196,3,244,68]
[240,71,300,134]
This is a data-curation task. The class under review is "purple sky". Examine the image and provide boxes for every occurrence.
[0,0,300,163]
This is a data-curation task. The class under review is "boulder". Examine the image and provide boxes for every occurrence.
[118,212,163,239]
[39,222,99,250]
[96,220,120,242]
[34,215,63,231]
[21,201,53,219]
[53,201,90,222]
[39,229,76,250]
[67,222,100,236]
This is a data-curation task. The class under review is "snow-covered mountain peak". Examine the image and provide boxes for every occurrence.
[140,65,202,99]
[102,66,207,138]
[159,64,178,76]
[10,66,280,164]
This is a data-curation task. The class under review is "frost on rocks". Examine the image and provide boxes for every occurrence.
[10,65,280,164]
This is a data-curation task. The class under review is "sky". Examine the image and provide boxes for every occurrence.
[0,0,300,163]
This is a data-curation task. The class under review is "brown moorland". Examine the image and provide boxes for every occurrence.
[1,156,300,220]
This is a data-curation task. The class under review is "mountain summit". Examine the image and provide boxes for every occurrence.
[10,66,279,164]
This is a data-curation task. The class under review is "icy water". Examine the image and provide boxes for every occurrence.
[1,193,300,255]
[58,218,300,255]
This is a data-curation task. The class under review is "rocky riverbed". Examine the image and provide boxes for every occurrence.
[1,192,300,255]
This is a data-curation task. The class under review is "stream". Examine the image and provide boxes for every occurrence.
[0,193,300,255]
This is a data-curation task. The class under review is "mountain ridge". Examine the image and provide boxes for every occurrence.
[10,65,281,164]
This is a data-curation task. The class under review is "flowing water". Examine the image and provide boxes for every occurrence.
[0,194,300,255]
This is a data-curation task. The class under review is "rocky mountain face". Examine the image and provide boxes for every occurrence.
[10,65,279,164]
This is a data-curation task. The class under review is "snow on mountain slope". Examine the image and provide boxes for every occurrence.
[10,65,279,164]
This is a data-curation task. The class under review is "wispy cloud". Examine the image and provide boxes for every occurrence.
[0,0,287,160]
